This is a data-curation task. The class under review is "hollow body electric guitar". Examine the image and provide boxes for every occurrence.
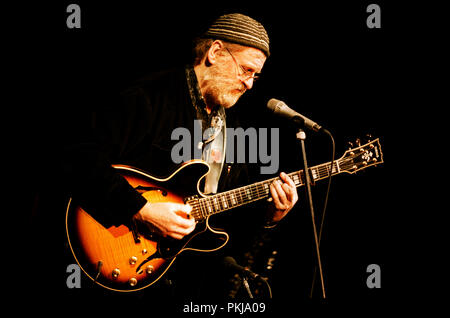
[66,138,383,292]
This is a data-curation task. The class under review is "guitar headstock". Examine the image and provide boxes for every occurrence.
[339,137,384,174]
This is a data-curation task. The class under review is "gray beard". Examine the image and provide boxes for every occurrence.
[201,66,246,109]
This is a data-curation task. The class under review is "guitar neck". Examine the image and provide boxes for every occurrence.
[197,160,341,218]
[188,137,383,221]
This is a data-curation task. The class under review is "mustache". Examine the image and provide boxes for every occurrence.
[237,85,246,95]
[234,81,246,94]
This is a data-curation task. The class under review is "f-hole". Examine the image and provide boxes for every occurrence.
[134,185,168,196]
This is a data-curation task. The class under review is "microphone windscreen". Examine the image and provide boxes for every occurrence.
[223,256,238,267]
[266,98,283,112]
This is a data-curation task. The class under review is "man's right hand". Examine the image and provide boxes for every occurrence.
[134,202,196,240]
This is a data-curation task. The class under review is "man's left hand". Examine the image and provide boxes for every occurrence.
[267,172,298,224]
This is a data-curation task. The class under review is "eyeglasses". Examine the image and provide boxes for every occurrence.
[225,47,261,81]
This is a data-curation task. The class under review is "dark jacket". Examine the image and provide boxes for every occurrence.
[61,67,251,227]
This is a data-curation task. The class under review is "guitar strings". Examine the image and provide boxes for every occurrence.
[192,151,370,219]
[197,160,341,216]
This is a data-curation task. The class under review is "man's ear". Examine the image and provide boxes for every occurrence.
[206,40,225,65]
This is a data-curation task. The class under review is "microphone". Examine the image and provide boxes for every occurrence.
[223,256,265,282]
[267,98,322,132]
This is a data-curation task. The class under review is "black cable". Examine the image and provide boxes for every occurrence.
[310,128,335,298]
[318,129,335,244]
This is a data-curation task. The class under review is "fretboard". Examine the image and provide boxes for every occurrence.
[193,160,341,220]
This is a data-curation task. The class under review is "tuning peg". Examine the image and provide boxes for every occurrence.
[355,138,361,147]
[347,141,354,149]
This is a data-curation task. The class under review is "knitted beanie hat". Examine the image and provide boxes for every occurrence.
[203,13,270,57]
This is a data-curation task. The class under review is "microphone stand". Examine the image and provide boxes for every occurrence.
[242,277,254,299]
[296,129,326,299]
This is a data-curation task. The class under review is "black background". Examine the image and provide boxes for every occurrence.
[15,0,445,315]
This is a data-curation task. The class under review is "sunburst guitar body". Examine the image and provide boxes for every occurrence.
[66,160,228,292]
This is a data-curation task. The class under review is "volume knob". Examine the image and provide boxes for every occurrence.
[128,277,137,287]
[129,256,138,265]
[112,268,120,279]
[146,265,155,274]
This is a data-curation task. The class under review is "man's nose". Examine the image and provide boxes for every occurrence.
[242,77,254,90]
